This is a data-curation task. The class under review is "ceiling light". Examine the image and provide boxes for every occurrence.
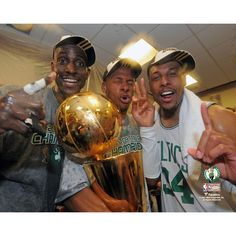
[185,75,198,87]
[7,24,33,34]
[119,39,157,65]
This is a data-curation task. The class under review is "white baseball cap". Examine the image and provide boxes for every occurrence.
[103,58,142,81]
[53,35,96,66]
[149,47,195,72]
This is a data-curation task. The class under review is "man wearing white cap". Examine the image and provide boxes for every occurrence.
[132,47,236,211]
[0,35,110,211]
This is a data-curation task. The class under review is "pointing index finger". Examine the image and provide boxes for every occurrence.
[201,102,212,130]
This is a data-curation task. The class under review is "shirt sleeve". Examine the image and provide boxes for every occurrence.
[55,153,90,204]
[140,120,161,179]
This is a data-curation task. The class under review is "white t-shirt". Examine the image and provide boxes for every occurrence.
[141,112,236,212]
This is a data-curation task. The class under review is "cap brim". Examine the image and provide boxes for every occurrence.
[103,58,142,80]
[149,50,195,72]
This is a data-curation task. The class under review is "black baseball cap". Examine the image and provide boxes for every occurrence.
[53,35,96,66]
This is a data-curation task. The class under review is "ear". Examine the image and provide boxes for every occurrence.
[51,61,55,71]
[101,81,107,94]
[179,71,187,86]
[87,67,91,75]
[182,75,186,86]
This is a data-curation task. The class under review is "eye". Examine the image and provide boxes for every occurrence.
[57,57,68,65]
[75,59,86,68]
[151,74,161,81]
[127,80,134,85]
[113,78,122,83]
[167,70,178,78]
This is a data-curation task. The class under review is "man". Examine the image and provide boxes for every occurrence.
[132,47,236,211]
[0,35,109,211]
[55,58,149,211]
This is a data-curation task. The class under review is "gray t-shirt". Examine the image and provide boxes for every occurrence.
[0,87,64,212]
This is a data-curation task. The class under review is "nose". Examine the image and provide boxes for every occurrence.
[120,81,129,91]
[160,75,168,86]
[66,62,77,74]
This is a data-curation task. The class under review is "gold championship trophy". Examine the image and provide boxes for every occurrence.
[55,91,148,212]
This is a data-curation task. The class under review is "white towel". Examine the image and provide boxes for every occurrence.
[179,88,205,181]
[179,89,236,211]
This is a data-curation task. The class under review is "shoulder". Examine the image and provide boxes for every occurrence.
[208,104,236,140]
[208,104,236,120]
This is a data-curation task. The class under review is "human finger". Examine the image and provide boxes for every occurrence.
[134,80,142,100]
[202,132,233,162]
[137,101,151,115]
[139,78,148,99]
[187,147,198,159]
[0,95,27,131]
[207,143,236,163]
[13,96,45,120]
[201,102,212,130]
[10,103,32,121]
[194,129,211,159]
[2,118,30,134]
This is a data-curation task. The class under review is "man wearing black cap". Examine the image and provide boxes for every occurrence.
[132,47,236,212]
[55,58,151,211]
[0,35,109,211]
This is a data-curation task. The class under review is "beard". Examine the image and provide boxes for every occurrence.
[160,96,183,119]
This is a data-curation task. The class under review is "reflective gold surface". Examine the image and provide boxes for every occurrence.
[55,92,120,163]
[84,151,148,212]
[55,91,148,211]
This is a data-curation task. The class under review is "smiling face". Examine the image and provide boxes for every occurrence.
[51,45,90,100]
[148,61,186,119]
[102,67,135,115]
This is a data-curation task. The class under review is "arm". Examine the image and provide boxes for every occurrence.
[64,187,111,212]
[208,104,236,141]
[131,78,161,189]
[146,177,161,192]
[55,154,112,212]
[140,123,161,189]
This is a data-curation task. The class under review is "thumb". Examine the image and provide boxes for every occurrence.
[187,148,203,160]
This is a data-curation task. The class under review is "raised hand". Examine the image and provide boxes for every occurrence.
[0,91,44,135]
[0,72,56,135]
[188,103,236,184]
[131,78,155,127]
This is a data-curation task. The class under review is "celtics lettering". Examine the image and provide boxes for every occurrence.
[158,140,188,173]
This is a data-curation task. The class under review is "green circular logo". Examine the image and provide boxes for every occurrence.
[204,166,220,183]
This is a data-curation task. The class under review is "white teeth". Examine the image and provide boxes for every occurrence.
[64,79,77,83]
[161,91,173,96]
